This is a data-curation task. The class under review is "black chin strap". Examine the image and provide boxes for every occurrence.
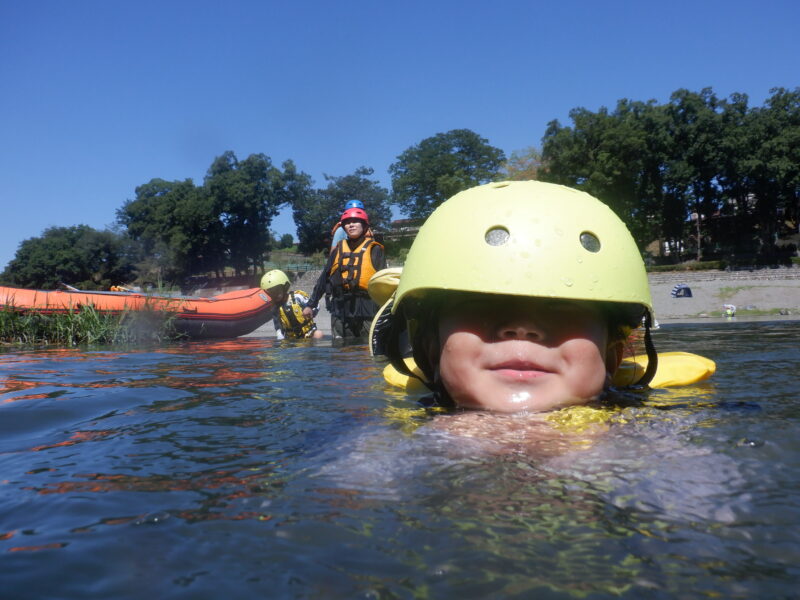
[382,308,444,399]
[637,312,659,387]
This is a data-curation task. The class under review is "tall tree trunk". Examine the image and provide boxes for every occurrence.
[695,201,703,261]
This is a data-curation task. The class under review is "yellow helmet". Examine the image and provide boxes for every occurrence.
[260,269,290,290]
[378,180,659,389]
[394,180,653,324]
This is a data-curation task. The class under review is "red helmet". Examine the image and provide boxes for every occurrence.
[340,207,369,224]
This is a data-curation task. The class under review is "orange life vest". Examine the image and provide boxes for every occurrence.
[329,237,383,293]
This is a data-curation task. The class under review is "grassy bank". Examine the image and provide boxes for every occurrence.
[0,305,183,346]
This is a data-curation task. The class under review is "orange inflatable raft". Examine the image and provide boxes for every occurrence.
[0,285,275,339]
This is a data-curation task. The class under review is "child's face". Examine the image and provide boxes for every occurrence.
[436,295,615,413]
[267,285,288,305]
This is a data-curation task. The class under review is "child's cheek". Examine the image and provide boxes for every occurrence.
[559,338,608,396]
[438,331,483,388]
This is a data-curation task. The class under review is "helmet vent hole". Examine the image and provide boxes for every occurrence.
[580,232,601,253]
[485,226,510,246]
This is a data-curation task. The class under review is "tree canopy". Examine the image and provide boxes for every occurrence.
[292,166,391,254]
[540,87,800,264]
[389,129,506,219]
[0,225,135,290]
[116,177,214,283]
[204,151,294,274]
[502,147,543,181]
[117,151,313,282]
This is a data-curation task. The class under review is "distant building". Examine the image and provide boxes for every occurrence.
[383,218,425,241]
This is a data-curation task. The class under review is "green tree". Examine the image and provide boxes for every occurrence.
[292,189,339,254]
[742,87,800,258]
[389,129,506,218]
[1,225,135,290]
[278,233,294,249]
[319,166,392,229]
[539,87,800,264]
[118,152,314,281]
[663,88,726,260]
[204,151,288,275]
[502,146,543,180]
[541,100,666,249]
[291,166,391,254]
[117,177,220,282]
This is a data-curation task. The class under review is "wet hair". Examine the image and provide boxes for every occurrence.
[386,292,658,405]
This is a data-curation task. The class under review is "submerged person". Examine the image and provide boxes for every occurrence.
[330,200,374,250]
[261,269,324,340]
[304,206,385,339]
[372,180,659,413]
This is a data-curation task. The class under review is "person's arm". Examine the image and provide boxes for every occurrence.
[272,313,285,340]
[371,243,386,271]
[306,251,336,309]
[296,291,319,317]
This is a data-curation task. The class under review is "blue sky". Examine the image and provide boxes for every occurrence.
[1,0,798,270]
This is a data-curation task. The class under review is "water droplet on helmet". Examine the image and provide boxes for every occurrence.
[562,277,573,287]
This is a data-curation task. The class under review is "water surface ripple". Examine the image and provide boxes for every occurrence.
[1,322,799,598]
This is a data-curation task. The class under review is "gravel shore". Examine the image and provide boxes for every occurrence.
[648,268,800,324]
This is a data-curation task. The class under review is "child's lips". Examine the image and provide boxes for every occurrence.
[490,360,549,381]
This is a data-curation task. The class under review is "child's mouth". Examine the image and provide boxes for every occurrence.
[491,361,548,380]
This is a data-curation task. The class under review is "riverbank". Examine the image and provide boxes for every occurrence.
[649,268,800,323]
[244,267,800,338]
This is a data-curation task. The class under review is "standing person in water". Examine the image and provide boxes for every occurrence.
[371,180,659,413]
[329,200,374,250]
[305,206,385,339]
[261,269,324,340]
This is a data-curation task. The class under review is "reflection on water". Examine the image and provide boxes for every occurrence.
[1,322,799,598]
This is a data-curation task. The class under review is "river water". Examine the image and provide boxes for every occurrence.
[1,320,799,599]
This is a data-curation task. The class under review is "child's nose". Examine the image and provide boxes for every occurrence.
[496,318,544,341]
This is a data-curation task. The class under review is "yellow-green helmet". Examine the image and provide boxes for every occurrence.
[394,180,653,324]
[260,269,290,290]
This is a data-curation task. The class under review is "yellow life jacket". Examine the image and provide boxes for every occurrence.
[278,292,316,338]
[330,237,383,293]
